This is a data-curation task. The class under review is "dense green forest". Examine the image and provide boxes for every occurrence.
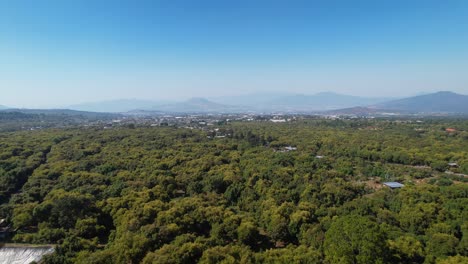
[0,118,467,263]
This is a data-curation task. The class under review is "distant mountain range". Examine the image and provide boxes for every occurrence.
[3,91,468,115]
[67,92,393,113]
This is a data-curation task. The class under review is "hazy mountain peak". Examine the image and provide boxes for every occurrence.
[186,97,214,104]
[433,91,458,96]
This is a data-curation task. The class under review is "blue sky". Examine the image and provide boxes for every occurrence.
[1,0,468,107]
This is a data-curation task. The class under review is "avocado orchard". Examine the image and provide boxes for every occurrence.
[0,118,467,263]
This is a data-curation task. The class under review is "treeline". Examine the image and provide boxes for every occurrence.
[0,119,467,263]
[0,111,118,132]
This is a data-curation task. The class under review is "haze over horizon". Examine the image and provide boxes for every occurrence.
[1,1,468,108]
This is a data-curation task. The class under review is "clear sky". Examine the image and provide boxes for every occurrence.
[1,0,468,108]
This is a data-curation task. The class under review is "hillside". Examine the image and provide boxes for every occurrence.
[259,92,391,111]
[375,91,468,113]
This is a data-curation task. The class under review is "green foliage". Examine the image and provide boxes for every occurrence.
[142,235,204,264]
[436,255,468,264]
[199,245,255,264]
[388,235,424,262]
[426,233,459,258]
[256,245,321,264]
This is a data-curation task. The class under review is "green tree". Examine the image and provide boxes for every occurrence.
[324,215,387,264]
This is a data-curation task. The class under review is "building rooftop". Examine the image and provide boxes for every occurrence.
[383,182,405,188]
